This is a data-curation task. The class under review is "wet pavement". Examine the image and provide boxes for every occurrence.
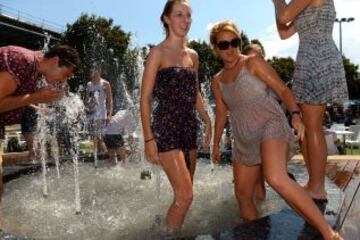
[2,160,344,240]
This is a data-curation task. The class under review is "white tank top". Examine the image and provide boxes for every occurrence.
[86,79,107,120]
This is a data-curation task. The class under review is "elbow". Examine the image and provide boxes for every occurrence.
[277,11,291,25]
[278,33,289,40]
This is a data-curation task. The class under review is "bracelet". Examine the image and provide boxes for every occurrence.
[144,137,154,143]
[291,110,301,115]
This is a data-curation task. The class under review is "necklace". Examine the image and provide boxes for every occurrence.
[223,56,241,71]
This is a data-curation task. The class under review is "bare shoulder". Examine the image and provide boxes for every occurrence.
[187,48,199,58]
[186,48,199,64]
[147,45,165,62]
[103,79,111,87]
[245,55,266,74]
[212,71,222,87]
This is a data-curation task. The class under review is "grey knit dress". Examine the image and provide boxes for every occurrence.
[292,0,348,104]
[220,65,295,166]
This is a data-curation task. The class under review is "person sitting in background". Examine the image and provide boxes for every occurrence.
[103,109,136,165]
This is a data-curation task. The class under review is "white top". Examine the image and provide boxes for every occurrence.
[104,110,137,135]
[86,79,107,120]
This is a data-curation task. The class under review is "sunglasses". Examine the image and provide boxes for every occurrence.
[216,38,241,50]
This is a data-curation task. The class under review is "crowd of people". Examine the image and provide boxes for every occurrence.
[0,0,349,239]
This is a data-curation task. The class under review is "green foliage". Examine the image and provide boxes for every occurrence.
[268,57,295,84]
[61,13,360,107]
[343,55,360,99]
[240,31,250,51]
[187,40,222,83]
[61,14,132,109]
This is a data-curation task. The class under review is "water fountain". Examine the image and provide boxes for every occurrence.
[1,38,345,240]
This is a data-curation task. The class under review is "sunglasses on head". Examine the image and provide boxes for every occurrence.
[216,38,241,50]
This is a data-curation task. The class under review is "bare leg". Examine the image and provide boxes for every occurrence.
[159,150,193,230]
[188,150,197,182]
[254,170,266,200]
[233,161,261,220]
[107,149,116,165]
[116,147,127,165]
[300,134,310,171]
[23,132,35,160]
[300,104,327,199]
[97,136,107,154]
[261,139,338,240]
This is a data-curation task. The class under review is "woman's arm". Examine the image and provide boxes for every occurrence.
[248,56,305,140]
[272,0,314,39]
[275,19,296,40]
[273,0,314,24]
[105,81,113,122]
[190,50,212,149]
[140,47,162,163]
[211,75,228,163]
[191,50,211,126]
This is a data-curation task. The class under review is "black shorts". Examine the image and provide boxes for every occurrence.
[104,134,124,149]
[21,107,38,134]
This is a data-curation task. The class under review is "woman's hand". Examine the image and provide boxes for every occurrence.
[212,144,221,164]
[291,115,305,141]
[145,139,159,164]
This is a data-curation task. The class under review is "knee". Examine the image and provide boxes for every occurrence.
[175,189,193,208]
[264,173,286,191]
[234,186,253,202]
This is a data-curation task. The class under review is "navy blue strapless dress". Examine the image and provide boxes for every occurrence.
[152,66,198,153]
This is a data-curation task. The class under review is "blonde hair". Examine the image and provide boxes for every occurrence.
[209,20,242,49]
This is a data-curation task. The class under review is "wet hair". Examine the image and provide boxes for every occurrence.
[160,0,189,37]
[209,20,242,50]
[91,63,102,73]
[243,43,264,57]
[44,45,80,69]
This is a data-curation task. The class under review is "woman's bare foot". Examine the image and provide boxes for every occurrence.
[303,182,327,200]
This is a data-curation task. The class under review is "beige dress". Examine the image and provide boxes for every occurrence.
[220,65,295,166]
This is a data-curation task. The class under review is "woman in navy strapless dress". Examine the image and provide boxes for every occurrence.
[140,0,211,233]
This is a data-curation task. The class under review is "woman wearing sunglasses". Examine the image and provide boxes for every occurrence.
[140,0,211,233]
[272,0,348,205]
[210,20,341,240]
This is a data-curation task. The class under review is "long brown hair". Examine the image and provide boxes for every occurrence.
[160,0,189,38]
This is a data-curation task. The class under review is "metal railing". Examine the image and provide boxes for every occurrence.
[0,3,65,33]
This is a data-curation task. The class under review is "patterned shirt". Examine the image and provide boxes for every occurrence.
[0,46,43,139]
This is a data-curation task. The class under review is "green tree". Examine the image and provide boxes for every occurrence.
[187,40,221,83]
[61,14,132,110]
[343,56,360,99]
[268,56,295,84]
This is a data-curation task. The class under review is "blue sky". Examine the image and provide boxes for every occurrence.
[1,0,359,65]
